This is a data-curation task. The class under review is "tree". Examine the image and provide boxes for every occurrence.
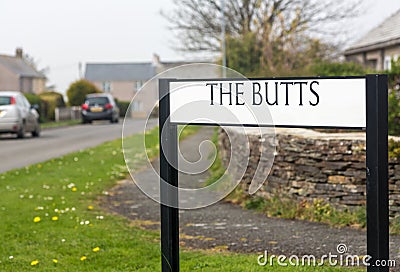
[163,0,359,75]
[225,32,261,76]
[66,80,100,106]
[387,57,400,136]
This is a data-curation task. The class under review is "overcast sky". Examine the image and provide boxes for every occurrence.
[1,0,400,93]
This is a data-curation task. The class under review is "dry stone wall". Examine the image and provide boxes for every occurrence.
[219,128,400,219]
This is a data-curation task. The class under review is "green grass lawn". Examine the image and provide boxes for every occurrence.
[0,126,363,271]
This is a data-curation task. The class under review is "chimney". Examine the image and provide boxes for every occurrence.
[15,48,23,58]
[152,53,160,66]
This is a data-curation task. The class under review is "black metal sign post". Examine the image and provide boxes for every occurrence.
[159,79,179,272]
[158,75,389,272]
[366,74,389,272]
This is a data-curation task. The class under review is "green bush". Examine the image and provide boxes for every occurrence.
[388,57,400,90]
[115,100,131,117]
[66,79,100,106]
[39,92,65,121]
[24,93,41,106]
[389,92,400,136]
[387,58,400,136]
[309,61,367,76]
[244,196,268,211]
[389,138,400,159]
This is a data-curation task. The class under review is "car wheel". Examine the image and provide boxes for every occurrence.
[32,123,40,137]
[17,124,25,139]
[82,119,91,124]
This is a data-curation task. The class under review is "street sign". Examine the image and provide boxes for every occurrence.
[159,75,389,272]
[169,78,366,128]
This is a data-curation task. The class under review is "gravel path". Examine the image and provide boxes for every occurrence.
[101,128,400,270]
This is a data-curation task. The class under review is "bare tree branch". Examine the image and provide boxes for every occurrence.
[162,0,361,75]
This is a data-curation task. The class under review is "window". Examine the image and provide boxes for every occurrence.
[132,101,143,112]
[0,96,12,106]
[86,97,109,106]
[384,56,392,71]
[102,81,112,93]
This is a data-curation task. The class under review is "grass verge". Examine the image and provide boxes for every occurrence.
[206,128,225,186]
[41,119,81,129]
[0,126,361,271]
[241,195,367,229]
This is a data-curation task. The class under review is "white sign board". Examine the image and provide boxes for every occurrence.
[169,78,366,128]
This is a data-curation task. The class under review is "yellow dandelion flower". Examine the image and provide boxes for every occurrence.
[92,247,100,252]
[71,187,77,192]
[33,216,41,223]
[52,216,59,221]
[30,260,39,266]
[80,256,87,261]
[53,259,58,264]
[87,205,94,210]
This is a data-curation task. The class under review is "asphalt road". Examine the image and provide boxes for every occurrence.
[0,118,157,173]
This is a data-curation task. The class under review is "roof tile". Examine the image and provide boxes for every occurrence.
[0,55,45,78]
[347,9,400,50]
[85,63,155,81]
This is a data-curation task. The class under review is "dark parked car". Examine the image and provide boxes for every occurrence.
[81,93,119,124]
[0,91,40,138]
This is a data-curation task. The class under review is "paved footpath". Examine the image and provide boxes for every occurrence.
[101,128,400,271]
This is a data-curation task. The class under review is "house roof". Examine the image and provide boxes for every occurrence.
[345,9,400,55]
[85,63,156,81]
[0,55,46,78]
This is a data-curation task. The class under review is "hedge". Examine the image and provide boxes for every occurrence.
[39,92,65,121]
[115,100,131,117]
[24,92,65,122]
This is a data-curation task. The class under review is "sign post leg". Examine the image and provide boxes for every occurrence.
[159,79,179,272]
[366,74,389,272]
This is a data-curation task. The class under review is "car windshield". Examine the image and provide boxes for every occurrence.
[86,97,109,106]
[0,96,12,106]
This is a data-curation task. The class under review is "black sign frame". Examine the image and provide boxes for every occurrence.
[158,74,389,272]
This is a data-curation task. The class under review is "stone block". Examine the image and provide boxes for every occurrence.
[351,163,365,170]
[295,158,318,165]
[328,175,352,184]
[389,194,400,201]
[340,199,366,206]
[319,161,351,171]
[389,206,400,212]
[291,181,308,188]
[342,185,365,194]
[296,165,320,173]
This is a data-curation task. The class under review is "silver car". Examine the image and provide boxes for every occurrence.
[0,91,40,138]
